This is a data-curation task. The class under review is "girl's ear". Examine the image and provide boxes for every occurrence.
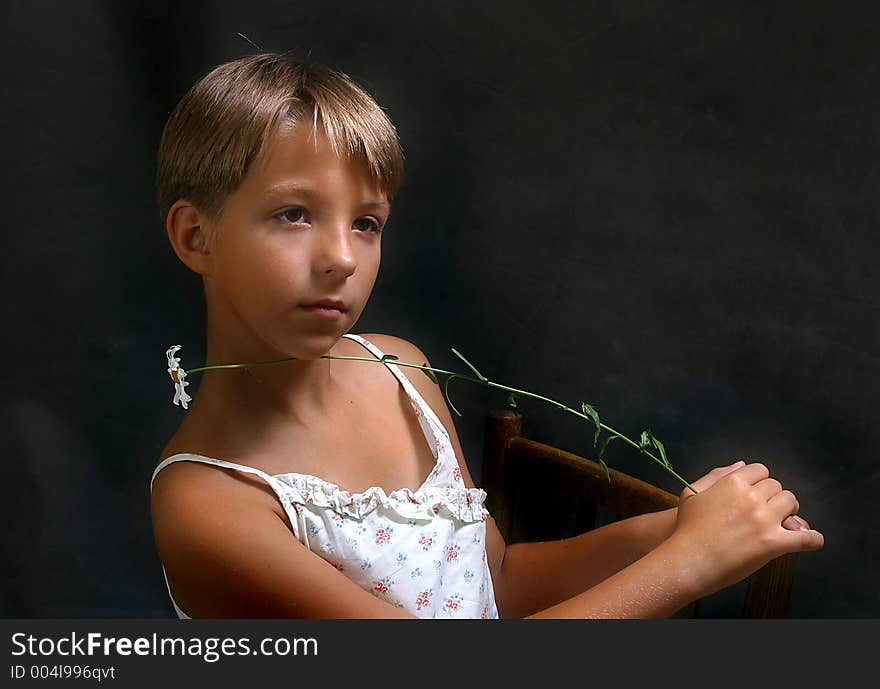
[165,200,214,276]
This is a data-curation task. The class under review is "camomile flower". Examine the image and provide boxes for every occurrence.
[166,345,193,410]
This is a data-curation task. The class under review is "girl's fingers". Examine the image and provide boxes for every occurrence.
[751,475,814,533]
[767,489,799,519]
[733,462,771,484]
[681,461,744,501]
[691,460,745,492]
[781,524,825,551]
[782,514,811,532]
[754,477,783,501]
[749,475,810,532]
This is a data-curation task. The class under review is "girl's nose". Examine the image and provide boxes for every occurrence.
[315,222,357,276]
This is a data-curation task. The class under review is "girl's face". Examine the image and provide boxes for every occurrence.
[203,122,389,359]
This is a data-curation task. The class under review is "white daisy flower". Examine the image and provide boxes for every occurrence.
[166,345,193,409]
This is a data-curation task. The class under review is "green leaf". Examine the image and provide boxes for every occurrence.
[639,429,651,452]
[506,392,518,408]
[380,354,399,362]
[420,363,439,384]
[652,435,671,468]
[597,434,617,460]
[598,458,612,484]
[581,403,601,447]
[581,402,600,427]
[443,374,463,417]
[451,347,488,382]
[243,366,262,383]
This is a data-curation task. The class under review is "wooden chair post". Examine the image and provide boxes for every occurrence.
[481,409,523,543]
[743,552,799,617]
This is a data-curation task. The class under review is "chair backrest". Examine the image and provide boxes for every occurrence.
[481,409,799,618]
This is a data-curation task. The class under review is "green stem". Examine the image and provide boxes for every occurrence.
[182,353,697,495]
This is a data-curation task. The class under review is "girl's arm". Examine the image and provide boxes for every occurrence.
[493,508,677,618]
[523,531,703,618]
[151,461,418,618]
[493,463,753,617]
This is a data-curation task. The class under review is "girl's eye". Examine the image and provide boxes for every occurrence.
[277,207,308,224]
[354,217,383,234]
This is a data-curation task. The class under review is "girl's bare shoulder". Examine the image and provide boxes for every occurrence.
[151,427,287,534]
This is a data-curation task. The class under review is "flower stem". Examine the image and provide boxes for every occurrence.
[183,353,697,494]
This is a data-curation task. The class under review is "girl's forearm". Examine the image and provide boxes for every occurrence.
[524,533,702,618]
[495,507,678,618]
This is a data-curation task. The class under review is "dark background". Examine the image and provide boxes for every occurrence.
[1,0,877,617]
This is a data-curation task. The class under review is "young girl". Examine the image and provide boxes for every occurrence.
[150,52,824,619]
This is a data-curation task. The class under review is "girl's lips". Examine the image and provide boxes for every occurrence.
[300,305,345,319]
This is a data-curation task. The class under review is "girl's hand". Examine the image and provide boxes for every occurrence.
[681,461,814,533]
[669,462,824,599]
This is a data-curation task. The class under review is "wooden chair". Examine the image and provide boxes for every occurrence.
[481,409,799,618]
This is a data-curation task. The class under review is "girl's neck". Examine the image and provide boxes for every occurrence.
[194,334,351,433]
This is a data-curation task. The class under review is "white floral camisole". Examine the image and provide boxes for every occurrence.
[150,333,499,619]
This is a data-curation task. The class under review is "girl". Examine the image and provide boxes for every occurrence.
[150,52,823,619]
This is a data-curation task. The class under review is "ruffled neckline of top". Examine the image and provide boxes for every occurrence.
[275,470,490,523]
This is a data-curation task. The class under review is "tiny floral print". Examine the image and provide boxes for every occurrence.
[443,593,464,615]
[452,465,462,482]
[445,543,460,564]
[415,589,433,611]
[360,558,374,570]
[410,567,423,579]
[330,512,345,528]
[374,526,394,546]
[319,542,335,555]
[306,524,321,537]
[463,569,474,583]
[396,552,408,565]
[418,531,437,551]
[481,606,488,619]
[372,576,394,597]
[432,501,448,515]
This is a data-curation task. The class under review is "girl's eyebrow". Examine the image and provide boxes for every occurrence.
[263,181,390,209]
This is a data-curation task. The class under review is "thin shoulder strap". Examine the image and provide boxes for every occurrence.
[151,454,307,544]
[341,333,449,440]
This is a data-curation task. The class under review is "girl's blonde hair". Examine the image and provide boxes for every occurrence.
[156,52,405,243]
